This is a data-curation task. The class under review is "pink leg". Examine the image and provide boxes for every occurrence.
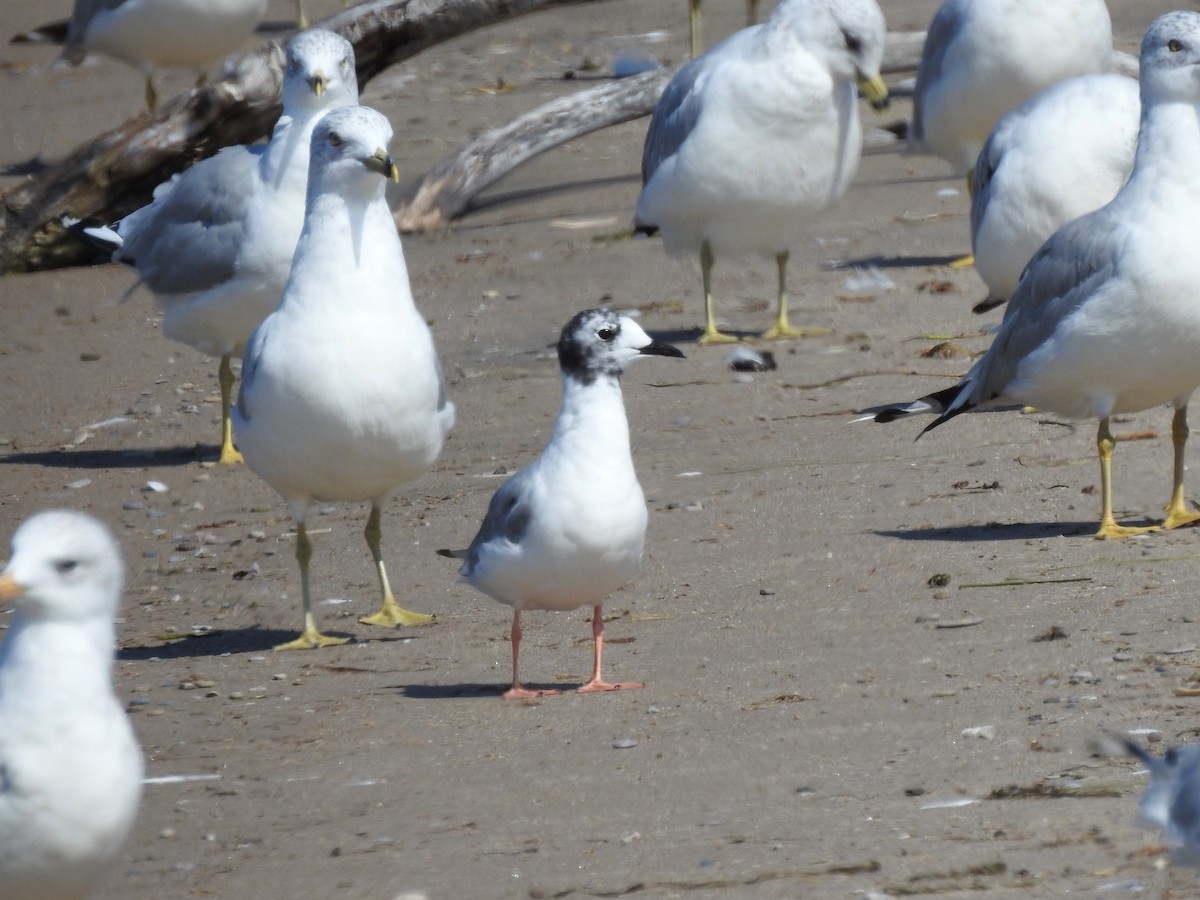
[578,605,644,694]
[502,609,560,701]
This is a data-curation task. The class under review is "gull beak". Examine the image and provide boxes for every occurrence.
[639,339,686,359]
[857,73,889,111]
[0,570,22,605]
[365,148,400,183]
[308,70,326,98]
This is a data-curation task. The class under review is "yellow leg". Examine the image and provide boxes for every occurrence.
[949,174,976,268]
[761,251,831,340]
[218,355,244,465]
[144,74,158,114]
[358,504,434,628]
[698,239,738,345]
[296,0,309,27]
[1094,418,1159,540]
[275,523,350,650]
[1163,405,1200,529]
[746,0,759,26]
[689,0,701,57]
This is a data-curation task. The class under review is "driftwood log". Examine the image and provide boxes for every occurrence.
[0,0,618,273]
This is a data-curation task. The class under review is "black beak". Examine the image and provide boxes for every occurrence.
[639,339,686,359]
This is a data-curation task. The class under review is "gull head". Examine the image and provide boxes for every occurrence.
[557,308,685,385]
[776,0,888,109]
[0,510,123,624]
[309,106,399,198]
[1139,11,1200,105]
[282,28,359,116]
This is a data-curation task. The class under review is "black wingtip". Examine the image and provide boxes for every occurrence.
[633,222,660,238]
[972,296,1007,315]
[436,548,467,559]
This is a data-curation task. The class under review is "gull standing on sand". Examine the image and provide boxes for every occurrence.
[969,72,1139,314]
[42,0,267,112]
[84,29,359,465]
[863,12,1200,541]
[439,309,684,700]
[910,0,1113,181]
[635,0,889,345]
[1123,737,1200,864]
[0,511,143,900]
[235,106,455,650]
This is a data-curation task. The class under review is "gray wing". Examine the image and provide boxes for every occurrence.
[641,56,707,185]
[461,469,535,571]
[969,127,1003,245]
[911,0,966,145]
[964,212,1119,405]
[115,143,263,296]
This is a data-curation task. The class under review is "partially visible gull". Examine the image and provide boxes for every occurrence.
[235,106,455,650]
[82,29,359,465]
[864,12,1200,541]
[439,309,684,700]
[970,72,1139,313]
[1124,737,1200,865]
[0,510,143,900]
[910,0,1113,180]
[636,0,888,345]
[20,0,269,112]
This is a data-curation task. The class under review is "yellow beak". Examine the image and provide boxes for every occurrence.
[0,570,21,604]
[857,73,889,111]
[309,71,326,98]
[366,148,400,183]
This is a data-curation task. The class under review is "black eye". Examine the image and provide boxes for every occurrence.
[329,132,344,147]
[843,31,862,53]
[1170,39,1184,53]
[54,559,78,574]
[597,327,616,342]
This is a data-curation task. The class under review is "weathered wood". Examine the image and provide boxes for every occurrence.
[395,67,672,232]
[0,0,616,273]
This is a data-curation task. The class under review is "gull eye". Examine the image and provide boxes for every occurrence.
[329,132,344,148]
[1169,39,1184,52]
[54,559,78,575]
[842,31,862,54]
[597,327,616,342]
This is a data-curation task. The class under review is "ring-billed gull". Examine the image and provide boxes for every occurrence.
[439,309,684,700]
[910,0,1113,179]
[864,11,1200,540]
[0,511,143,900]
[970,72,1139,313]
[83,29,359,465]
[1123,737,1200,864]
[636,0,888,345]
[60,0,267,111]
[235,106,455,651]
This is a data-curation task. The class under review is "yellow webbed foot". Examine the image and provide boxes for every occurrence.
[698,328,739,345]
[949,254,975,269]
[219,443,244,465]
[274,627,350,651]
[1093,521,1160,540]
[1162,504,1200,530]
[359,598,434,628]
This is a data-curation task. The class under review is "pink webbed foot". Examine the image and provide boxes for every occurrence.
[577,679,645,694]
[502,684,561,701]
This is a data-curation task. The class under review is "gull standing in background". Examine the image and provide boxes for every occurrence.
[636,0,889,345]
[0,511,143,900]
[968,72,1139,314]
[1123,737,1200,864]
[52,0,267,112]
[440,309,684,700]
[82,29,359,465]
[864,12,1200,541]
[910,0,1113,182]
[235,106,455,650]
